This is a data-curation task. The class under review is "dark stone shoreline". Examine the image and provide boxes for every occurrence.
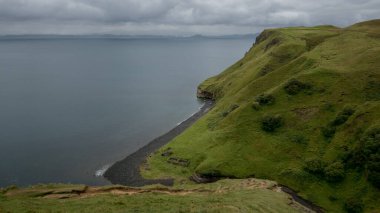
[104,100,214,186]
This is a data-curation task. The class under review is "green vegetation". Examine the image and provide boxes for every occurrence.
[261,114,283,132]
[304,158,325,175]
[322,107,356,139]
[331,107,355,126]
[255,93,276,106]
[345,197,364,213]
[143,19,380,212]
[284,79,312,95]
[351,127,380,188]
[324,161,345,182]
[0,179,306,213]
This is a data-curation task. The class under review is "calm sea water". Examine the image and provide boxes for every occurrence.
[0,37,253,187]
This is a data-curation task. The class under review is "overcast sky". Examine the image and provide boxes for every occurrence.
[0,0,379,35]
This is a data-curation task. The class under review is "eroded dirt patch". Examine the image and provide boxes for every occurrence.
[292,107,319,121]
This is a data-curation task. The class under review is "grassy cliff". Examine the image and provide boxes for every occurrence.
[143,20,380,212]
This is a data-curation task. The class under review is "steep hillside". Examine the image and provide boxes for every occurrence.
[143,20,380,212]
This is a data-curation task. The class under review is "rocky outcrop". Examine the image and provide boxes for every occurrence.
[190,173,221,183]
[255,29,276,45]
[167,157,190,167]
[196,88,214,100]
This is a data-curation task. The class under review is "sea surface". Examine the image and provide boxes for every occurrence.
[0,36,253,187]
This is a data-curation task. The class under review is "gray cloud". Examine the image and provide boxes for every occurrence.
[0,0,379,35]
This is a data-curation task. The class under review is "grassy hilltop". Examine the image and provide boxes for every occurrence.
[143,20,380,212]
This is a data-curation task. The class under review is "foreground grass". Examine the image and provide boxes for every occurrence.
[0,179,305,213]
[143,20,380,212]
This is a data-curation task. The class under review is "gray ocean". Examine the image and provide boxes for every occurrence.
[0,37,253,187]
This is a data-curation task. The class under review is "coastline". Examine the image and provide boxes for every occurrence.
[104,99,214,186]
[103,97,324,212]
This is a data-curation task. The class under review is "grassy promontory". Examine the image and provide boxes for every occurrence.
[143,20,380,212]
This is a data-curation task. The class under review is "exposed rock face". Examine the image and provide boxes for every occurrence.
[196,88,214,100]
[190,173,221,183]
[255,29,275,45]
[167,157,190,167]
[161,148,173,157]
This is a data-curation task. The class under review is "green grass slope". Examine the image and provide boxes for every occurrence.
[0,179,306,213]
[143,19,380,212]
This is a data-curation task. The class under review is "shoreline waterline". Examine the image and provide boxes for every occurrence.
[103,99,214,186]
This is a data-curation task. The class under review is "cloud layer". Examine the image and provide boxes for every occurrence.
[0,0,379,35]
